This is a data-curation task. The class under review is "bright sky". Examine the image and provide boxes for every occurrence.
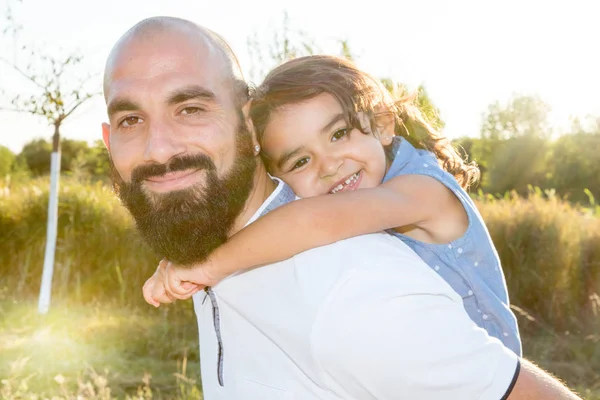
[1,0,599,153]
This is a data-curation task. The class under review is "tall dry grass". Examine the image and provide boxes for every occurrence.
[0,176,158,306]
[475,187,600,333]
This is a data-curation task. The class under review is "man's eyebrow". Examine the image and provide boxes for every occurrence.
[107,99,141,119]
[320,113,346,135]
[167,85,217,106]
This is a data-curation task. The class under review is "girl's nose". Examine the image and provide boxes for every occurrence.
[319,155,343,179]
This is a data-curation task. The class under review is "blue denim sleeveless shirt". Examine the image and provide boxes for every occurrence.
[383,138,522,355]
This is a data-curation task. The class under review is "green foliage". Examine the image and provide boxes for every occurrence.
[455,94,599,202]
[0,177,156,305]
[414,85,445,130]
[546,132,600,203]
[481,94,552,140]
[14,137,110,179]
[378,81,445,131]
[0,144,16,176]
[485,135,549,195]
[18,138,52,175]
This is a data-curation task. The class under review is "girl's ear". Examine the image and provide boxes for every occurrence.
[375,112,395,146]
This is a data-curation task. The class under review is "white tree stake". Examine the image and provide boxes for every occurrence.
[38,134,61,314]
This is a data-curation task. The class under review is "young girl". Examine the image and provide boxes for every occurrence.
[143,55,522,355]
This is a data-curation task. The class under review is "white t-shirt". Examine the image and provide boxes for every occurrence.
[192,181,519,399]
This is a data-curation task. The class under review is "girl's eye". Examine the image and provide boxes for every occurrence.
[120,116,143,128]
[331,128,349,141]
[291,157,309,171]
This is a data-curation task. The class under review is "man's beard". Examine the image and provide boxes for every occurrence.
[111,122,256,266]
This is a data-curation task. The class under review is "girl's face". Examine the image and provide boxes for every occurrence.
[261,93,392,198]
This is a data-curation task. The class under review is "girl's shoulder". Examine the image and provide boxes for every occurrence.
[385,137,446,185]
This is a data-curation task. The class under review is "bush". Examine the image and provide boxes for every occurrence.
[0,176,158,307]
[475,187,600,332]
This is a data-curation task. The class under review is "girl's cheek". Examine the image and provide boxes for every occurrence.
[289,176,319,198]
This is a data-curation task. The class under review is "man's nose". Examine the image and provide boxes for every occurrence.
[143,120,186,164]
[319,155,343,179]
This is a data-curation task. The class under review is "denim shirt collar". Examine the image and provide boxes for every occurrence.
[383,137,414,183]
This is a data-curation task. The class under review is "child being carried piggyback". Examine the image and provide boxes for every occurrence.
[143,55,522,355]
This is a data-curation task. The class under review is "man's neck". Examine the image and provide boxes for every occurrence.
[229,165,276,236]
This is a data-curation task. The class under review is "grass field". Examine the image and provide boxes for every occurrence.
[1,177,599,399]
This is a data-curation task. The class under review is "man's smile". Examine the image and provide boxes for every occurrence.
[143,169,205,193]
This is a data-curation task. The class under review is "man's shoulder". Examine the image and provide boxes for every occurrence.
[292,233,459,302]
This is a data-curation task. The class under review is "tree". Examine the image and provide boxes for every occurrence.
[481,94,552,140]
[16,137,105,178]
[546,118,600,203]
[245,12,356,83]
[0,145,15,177]
[476,95,552,194]
[18,138,52,175]
[84,140,111,179]
[246,12,319,82]
[0,0,99,314]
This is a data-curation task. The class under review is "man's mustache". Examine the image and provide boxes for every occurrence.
[131,154,216,184]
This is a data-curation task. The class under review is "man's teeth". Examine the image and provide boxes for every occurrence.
[330,172,360,194]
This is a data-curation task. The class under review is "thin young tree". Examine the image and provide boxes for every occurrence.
[0,0,99,314]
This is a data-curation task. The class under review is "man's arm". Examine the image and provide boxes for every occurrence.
[509,359,581,399]
[311,239,580,399]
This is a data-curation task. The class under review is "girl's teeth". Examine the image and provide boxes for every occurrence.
[331,172,359,194]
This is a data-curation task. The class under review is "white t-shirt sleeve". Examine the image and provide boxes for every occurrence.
[311,236,519,400]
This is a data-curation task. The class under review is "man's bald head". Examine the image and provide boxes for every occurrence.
[103,16,247,106]
[102,17,260,265]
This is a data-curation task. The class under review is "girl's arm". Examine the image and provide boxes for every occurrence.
[207,173,459,279]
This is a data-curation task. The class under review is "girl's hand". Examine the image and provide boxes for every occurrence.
[142,258,199,306]
[142,259,173,307]
[163,257,224,299]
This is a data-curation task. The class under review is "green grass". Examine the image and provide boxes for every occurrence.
[0,296,202,399]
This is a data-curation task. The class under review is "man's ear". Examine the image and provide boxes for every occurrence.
[102,122,111,151]
[242,101,261,154]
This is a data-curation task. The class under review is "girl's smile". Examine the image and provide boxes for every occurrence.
[261,93,391,198]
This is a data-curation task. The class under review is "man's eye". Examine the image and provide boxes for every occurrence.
[332,128,348,141]
[291,158,309,171]
[180,106,204,115]
[120,116,143,128]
